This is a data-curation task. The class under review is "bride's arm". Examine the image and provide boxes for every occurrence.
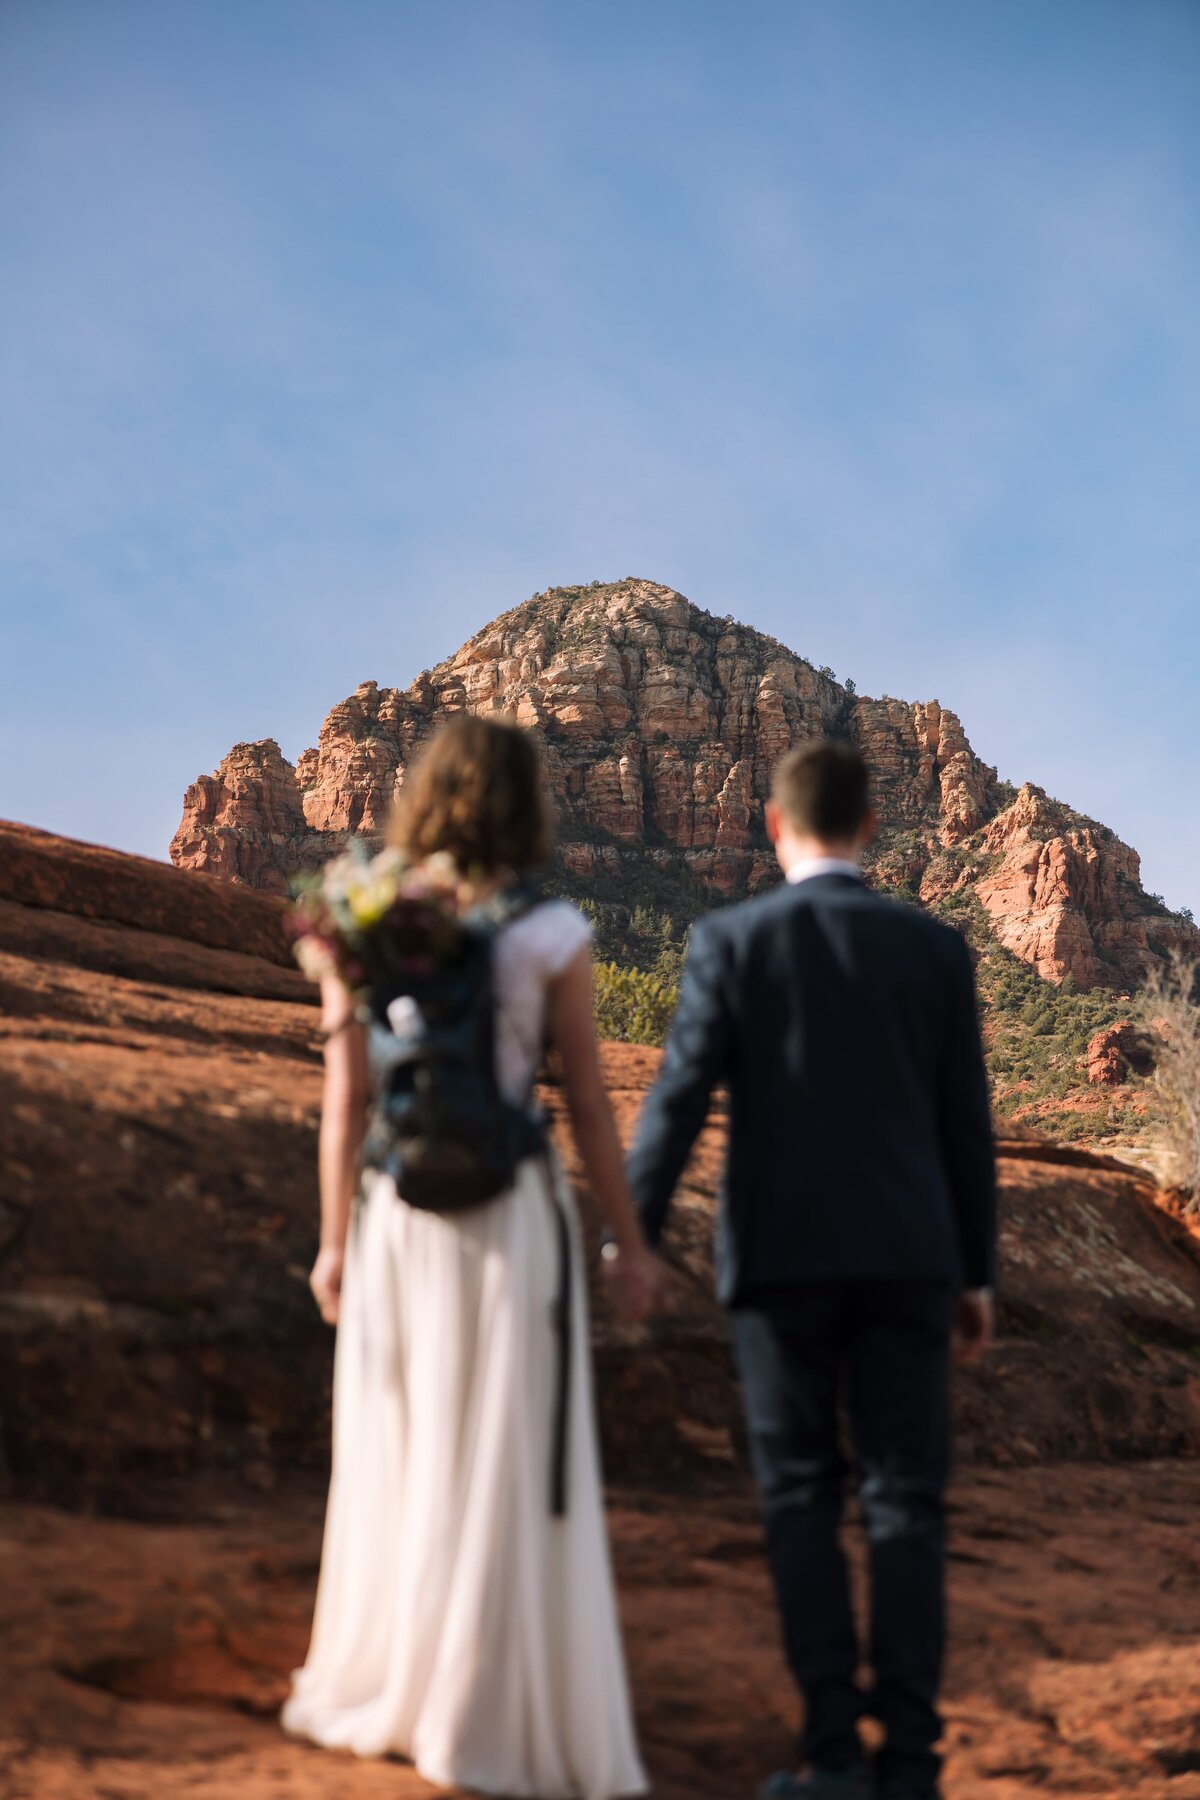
[310,974,369,1324]
[547,946,670,1320]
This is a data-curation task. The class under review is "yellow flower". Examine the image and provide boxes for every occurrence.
[347,874,397,928]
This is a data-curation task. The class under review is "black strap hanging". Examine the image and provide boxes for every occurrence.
[546,1166,573,1518]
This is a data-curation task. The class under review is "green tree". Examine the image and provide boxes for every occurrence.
[593,962,679,1047]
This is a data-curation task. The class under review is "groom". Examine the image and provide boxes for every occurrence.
[627,739,996,1800]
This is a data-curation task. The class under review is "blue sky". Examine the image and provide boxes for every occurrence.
[2,0,1197,909]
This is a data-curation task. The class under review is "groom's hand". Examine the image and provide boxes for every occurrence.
[952,1288,995,1365]
[602,1242,675,1325]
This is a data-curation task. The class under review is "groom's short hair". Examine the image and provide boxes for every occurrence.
[774,738,871,840]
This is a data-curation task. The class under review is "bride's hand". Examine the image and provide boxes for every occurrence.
[310,1243,345,1325]
[952,1288,995,1365]
[602,1242,675,1325]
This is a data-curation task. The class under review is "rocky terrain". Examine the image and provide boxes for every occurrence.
[0,821,324,1505]
[5,1463,1200,1800]
[173,579,1197,994]
[2,818,1200,1795]
[5,819,1200,1502]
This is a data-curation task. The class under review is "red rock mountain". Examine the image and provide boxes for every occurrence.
[171,579,1196,989]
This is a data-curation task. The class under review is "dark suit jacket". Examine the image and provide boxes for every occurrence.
[627,873,997,1305]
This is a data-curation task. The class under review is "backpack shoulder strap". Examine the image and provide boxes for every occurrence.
[467,881,547,935]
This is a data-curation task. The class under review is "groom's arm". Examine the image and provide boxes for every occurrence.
[627,916,731,1247]
[937,930,998,1291]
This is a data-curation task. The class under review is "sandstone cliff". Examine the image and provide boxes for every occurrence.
[171,579,1196,989]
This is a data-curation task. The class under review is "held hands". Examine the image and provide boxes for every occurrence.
[313,1235,676,1329]
[310,1243,345,1326]
[601,1239,675,1326]
[952,1288,995,1365]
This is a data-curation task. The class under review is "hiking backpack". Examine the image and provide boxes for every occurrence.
[359,884,548,1211]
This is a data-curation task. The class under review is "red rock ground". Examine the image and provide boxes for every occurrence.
[2,822,1199,1798]
[3,1464,1199,1800]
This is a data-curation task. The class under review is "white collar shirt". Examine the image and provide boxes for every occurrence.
[784,856,863,886]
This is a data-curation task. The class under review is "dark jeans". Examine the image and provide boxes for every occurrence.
[731,1281,953,1790]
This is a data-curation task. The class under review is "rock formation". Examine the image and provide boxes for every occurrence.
[1088,1021,1159,1088]
[171,579,1197,988]
[168,739,314,891]
[967,785,1197,989]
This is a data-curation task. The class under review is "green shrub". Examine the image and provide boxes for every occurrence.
[593,961,679,1047]
[546,874,696,985]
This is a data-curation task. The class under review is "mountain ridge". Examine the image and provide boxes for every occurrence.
[171,578,1197,993]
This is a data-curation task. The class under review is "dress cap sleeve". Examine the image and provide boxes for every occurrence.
[536,900,594,980]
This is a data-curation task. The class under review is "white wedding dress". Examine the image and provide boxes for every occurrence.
[282,900,648,1800]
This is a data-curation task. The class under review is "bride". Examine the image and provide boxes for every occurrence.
[282,714,665,1798]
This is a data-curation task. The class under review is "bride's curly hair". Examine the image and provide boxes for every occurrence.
[390,714,553,875]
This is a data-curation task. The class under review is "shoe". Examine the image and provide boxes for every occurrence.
[757,1767,872,1800]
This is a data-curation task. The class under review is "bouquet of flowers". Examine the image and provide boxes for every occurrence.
[286,844,470,994]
